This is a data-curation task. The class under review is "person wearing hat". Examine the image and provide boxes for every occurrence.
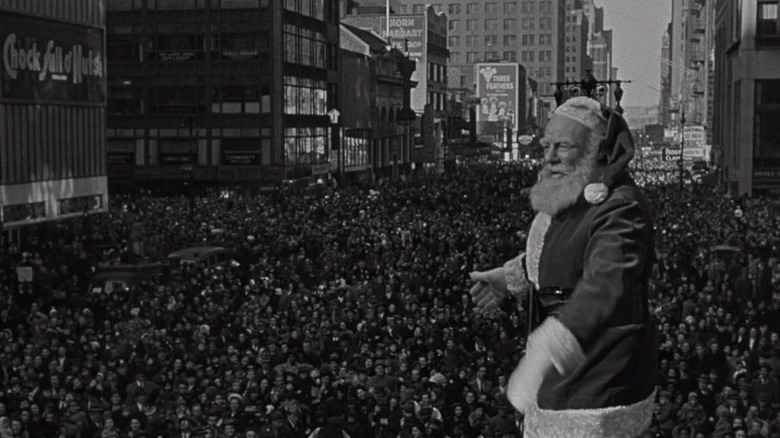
[488,395,516,436]
[750,362,779,407]
[470,97,658,436]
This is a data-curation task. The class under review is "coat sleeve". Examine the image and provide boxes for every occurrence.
[555,193,652,353]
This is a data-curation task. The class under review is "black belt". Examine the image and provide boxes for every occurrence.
[530,287,646,328]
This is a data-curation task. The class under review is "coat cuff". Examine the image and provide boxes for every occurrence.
[530,318,586,376]
[503,254,530,299]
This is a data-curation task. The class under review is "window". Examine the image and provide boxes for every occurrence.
[522,18,535,29]
[283,76,327,116]
[521,35,535,46]
[539,50,552,62]
[284,127,328,165]
[466,20,478,31]
[449,36,461,47]
[450,52,462,63]
[540,18,552,29]
[284,24,327,68]
[521,51,535,62]
[485,51,499,61]
[467,3,479,14]
[503,51,516,62]
[467,35,478,47]
[758,0,779,36]
[539,34,552,45]
[466,52,479,63]
[504,19,516,31]
[503,35,517,46]
[485,19,499,31]
[449,20,460,31]
[413,5,425,13]
[540,1,553,14]
[485,2,499,14]
[485,35,498,46]
[521,1,535,13]
[504,2,517,14]
[449,4,461,15]
[754,80,780,167]
[150,86,203,114]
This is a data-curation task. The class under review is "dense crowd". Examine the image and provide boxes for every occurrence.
[1,162,779,438]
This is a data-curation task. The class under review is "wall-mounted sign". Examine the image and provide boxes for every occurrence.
[380,15,425,61]
[0,12,105,104]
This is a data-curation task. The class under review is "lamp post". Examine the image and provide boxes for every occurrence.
[553,70,631,114]
[327,108,341,185]
[679,109,686,193]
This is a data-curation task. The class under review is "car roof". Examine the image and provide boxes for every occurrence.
[168,246,225,260]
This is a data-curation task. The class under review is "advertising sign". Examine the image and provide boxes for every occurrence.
[380,16,425,61]
[476,63,519,131]
[0,12,105,104]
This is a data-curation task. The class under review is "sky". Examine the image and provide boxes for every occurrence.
[596,0,672,108]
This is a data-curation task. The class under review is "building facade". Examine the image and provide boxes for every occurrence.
[582,0,613,87]
[564,0,591,82]
[105,0,341,188]
[0,1,108,228]
[339,24,415,181]
[659,23,673,126]
[405,0,566,107]
[714,0,780,195]
[668,0,715,135]
[342,5,448,166]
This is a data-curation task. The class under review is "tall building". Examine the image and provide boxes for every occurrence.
[581,0,611,77]
[714,0,780,195]
[669,0,715,133]
[0,1,108,228]
[564,0,591,83]
[105,0,341,187]
[401,0,566,107]
[659,23,673,126]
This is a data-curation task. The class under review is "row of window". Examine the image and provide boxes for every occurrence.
[758,0,780,36]
[284,127,328,165]
[108,32,271,63]
[450,50,551,64]
[449,34,553,48]
[411,1,553,16]
[449,17,554,32]
[283,77,328,116]
[427,62,447,84]
[283,0,325,20]
[108,84,274,115]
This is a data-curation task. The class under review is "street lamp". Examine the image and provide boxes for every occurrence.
[553,70,631,114]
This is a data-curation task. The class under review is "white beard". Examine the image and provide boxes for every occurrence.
[530,154,599,217]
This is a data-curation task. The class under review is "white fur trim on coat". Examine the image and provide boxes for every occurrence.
[525,212,551,289]
[530,318,586,376]
[503,254,531,300]
[523,389,656,438]
[506,331,555,414]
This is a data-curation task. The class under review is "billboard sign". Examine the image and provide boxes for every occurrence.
[476,63,518,131]
[380,16,425,61]
[0,12,106,105]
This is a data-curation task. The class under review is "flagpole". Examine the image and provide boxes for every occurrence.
[386,0,390,37]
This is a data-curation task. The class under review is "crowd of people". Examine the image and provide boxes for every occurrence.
[0,162,779,438]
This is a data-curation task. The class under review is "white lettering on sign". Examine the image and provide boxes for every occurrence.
[3,33,103,84]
